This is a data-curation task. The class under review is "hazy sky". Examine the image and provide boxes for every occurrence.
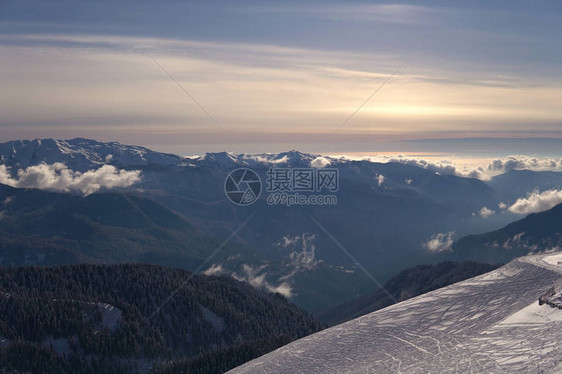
[1,1,561,156]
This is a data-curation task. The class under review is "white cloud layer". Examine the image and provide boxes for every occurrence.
[508,189,562,214]
[423,231,455,252]
[0,163,141,195]
[340,154,562,181]
[203,263,225,276]
[3,34,562,151]
[204,234,325,298]
[310,157,332,168]
[232,264,293,298]
[279,234,322,281]
[357,155,489,180]
[479,206,495,218]
[487,155,562,173]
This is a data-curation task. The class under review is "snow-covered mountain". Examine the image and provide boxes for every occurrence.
[229,252,562,373]
[196,150,321,168]
[0,138,328,171]
[0,138,185,171]
[2,138,559,314]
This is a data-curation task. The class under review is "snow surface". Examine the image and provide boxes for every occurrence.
[0,138,334,171]
[0,138,185,171]
[544,253,562,267]
[229,253,562,373]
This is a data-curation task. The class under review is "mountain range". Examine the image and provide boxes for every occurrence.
[1,138,562,313]
[1,137,562,372]
[0,183,254,269]
[448,201,562,264]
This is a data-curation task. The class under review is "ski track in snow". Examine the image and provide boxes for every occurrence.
[229,253,562,373]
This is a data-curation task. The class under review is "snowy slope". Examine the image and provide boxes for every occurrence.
[0,138,325,171]
[229,253,562,374]
[0,138,185,171]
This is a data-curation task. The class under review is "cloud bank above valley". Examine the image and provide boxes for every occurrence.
[487,156,562,173]
[202,234,324,299]
[0,163,141,195]
[508,189,562,215]
[341,154,562,181]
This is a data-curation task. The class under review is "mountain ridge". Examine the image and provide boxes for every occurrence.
[0,182,255,268]
[448,202,562,264]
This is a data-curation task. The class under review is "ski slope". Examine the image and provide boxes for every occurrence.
[229,253,562,373]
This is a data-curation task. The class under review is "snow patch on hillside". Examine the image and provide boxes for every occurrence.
[495,301,562,325]
[543,253,562,267]
[229,254,562,373]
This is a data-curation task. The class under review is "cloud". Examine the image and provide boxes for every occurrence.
[479,206,495,218]
[497,232,562,253]
[232,264,293,298]
[357,155,489,180]
[377,174,385,186]
[262,4,444,25]
[423,231,454,252]
[1,196,12,205]
[311,156,332,168]
[242,154,289,165]
[498,202,507,210]
[501,232,539,251]
[279,234,322,281]
[203,263,225,276]
[508,189,562,214]
[0,163,141,195]
[405,178,413,185]
[486,155,562,173]
[3,34,562,153]
[343,154,562,181]
[264,282,294,298]
[203,254,294,298]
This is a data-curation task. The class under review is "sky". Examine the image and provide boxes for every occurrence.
[1,0,561,158]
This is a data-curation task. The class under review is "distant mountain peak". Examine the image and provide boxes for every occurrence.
[274,150,318,163]
[198,152,240,167]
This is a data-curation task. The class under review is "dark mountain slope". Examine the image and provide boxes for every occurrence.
[448,202,562,264]
[0,183,252,268]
